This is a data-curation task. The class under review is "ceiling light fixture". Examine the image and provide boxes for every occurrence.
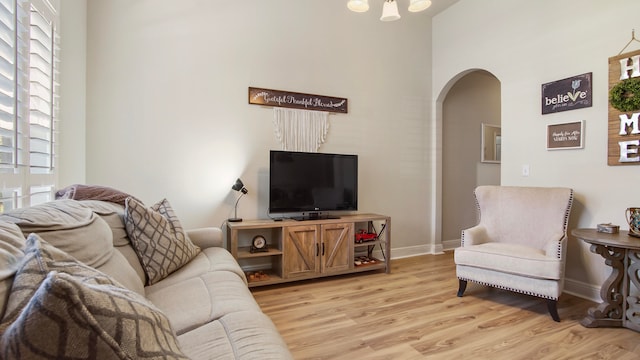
[347,0,432,22]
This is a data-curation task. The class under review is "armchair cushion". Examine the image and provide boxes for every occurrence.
[454,242,564,280]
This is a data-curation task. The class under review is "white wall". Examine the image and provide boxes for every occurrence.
[83,0,434,257]
[433,0,640,299]
[57,0,87,186]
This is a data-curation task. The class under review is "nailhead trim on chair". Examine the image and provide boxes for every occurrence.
[460,189,482,248]
[557,189,574,259]
[457,276,558,301]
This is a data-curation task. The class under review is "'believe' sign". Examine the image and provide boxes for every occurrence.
[541,73,592,115]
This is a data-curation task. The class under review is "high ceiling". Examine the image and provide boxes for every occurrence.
[424,0,460,17]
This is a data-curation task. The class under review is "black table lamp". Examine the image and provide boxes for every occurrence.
[229,178,248,222]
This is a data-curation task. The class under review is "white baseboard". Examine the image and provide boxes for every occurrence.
[384,244,439,259]
[563,278,601,303]
[442,238,461,251]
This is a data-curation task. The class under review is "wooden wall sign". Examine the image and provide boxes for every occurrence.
[248,87,348,113]
[547,121,584,150]
[608,49,640,166]
[541,73,592,114]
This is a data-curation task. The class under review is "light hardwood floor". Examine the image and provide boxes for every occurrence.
[251,252,640,360]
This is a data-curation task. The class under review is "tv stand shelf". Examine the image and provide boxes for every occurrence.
[227,214,391,287]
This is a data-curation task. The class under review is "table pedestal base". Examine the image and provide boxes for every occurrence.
[581,243,625,328]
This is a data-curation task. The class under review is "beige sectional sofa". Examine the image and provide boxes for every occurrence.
[0,197,292,359]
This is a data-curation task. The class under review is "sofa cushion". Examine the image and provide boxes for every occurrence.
[79,199,130,246]
[147,246,247,289]
[0,222,26,319]
[0,271,188,359]
[93,248,145,295]
[146,270,261,335]
[0,233,125,325]
[454,242,564,280]
[177,311,293,360]
[79,200,147,286]
[124,197,200,285]
[0,199,114,268]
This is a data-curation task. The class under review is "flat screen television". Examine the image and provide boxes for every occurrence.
[269,150,358,220]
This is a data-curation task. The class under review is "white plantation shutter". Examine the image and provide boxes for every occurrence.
[0,0,16,169]
[0,0,57,212]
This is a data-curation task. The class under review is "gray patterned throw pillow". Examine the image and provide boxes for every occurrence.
[0,233,112,325]
[0,234,188,359]
[1,271,189,359]
[124,197,200,285]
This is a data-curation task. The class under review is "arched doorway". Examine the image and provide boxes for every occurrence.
[439,70,501,249]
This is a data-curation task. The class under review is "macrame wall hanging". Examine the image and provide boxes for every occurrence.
[248,87,348,153]
[273,108,329,152]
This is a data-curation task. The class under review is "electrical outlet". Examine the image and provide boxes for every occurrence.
[522,164,530,177]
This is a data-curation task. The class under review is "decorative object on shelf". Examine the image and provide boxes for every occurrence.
[541,72,592,114]
[354,256,378,267]
[245,271,270,282]
[250,235,269,253]
[355,229,377,243]
[597,223,620,234]
[347,0,431,22]
[546,120,584,150]
[608,31,640,166]
[228,178,248,223]
[626,207,640,237]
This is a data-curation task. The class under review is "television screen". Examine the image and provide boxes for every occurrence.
[269,150,358,218]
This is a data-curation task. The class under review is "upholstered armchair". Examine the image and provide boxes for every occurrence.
[454,185,574,321]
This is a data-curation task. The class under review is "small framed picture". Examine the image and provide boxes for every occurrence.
[547,120,584,150]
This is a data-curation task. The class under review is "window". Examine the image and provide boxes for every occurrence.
[0,0,58,212]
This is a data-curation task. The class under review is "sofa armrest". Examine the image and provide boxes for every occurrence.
[461,225,489,246]
[186,227,223,248]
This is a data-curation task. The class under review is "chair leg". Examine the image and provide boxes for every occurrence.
[457,279,467,297]
[547,299,560,322]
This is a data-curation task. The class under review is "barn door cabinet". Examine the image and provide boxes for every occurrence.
[227,214,390,288]
[283,223,353,279]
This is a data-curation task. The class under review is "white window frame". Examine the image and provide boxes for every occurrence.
[0,0,58,212]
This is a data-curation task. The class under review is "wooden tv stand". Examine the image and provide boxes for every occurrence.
[226,214,391,287]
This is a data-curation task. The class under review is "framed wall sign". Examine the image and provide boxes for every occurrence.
[248,87,348,113]
[547,121,584,150]
[608,49,640,166]
[541,73,592,114]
